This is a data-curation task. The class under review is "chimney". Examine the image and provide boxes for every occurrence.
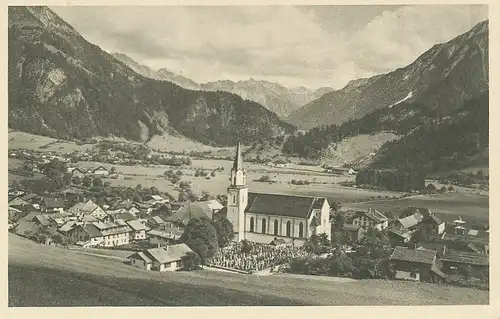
[442,245,447,256]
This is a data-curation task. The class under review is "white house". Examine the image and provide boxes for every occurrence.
[127,219,149,241]
[127,244,193,272]
[350,208,389,231]
[147,229,182,246]
[93,166,110,177]
[68,201,108,221]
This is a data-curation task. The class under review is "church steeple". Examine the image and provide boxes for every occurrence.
[232,141,244,171]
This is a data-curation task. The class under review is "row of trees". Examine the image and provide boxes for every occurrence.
[355,168,426,192]
[289,228,394,279]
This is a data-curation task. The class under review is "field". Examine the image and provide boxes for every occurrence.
[8,234,489,306]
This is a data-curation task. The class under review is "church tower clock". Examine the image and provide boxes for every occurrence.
[227,142,248,241]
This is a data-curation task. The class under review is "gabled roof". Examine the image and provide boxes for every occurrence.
[8,197,30,206]
[128,251,153,264]
[114,212,137,221]
[442,249,489,266]
[151,195,164,201]
[34,215,52,227]
[145,244,192,264]
[245,192,326,219]
[388,228,412,240]
[423,214,443,225]
[147,228,182,239]
[82,224,104,238]
[390,246,437,265]
[149,216,164,224]
[168,202,215,225]
[59,221,78,232]
[20,193,40,202]
[397,214,422,229]
[69,202,99,214]
[127,220,148,231]
[356,209,388,223]
[42,197,66,209]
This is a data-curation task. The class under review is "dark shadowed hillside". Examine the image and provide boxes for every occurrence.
[287,20,489,130]
[8,6,294,145]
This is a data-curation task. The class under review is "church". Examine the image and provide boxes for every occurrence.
[225,143,331,246]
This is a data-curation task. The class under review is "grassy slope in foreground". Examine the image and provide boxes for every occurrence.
[8,234,488,306]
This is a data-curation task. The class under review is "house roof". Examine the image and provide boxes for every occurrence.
[148,229,182,239]
[342,224,361,231]
[42,197,66,209]
[128,251,153,264]
[13,220,40,236]
[203,199,223,211]
[20,193,39,202]
[34,215,52,227]
[356,209,388,223]
[8,197,30,206]
[401,207,431,218]
[145,244,192,264]
[58,221,78,232]
[82,224,104,238]
[127,220,148,231]
[397,214,422,229]
[114,212,137,221]
[82,215,98,222]
[388,228,412,239]
[168,202,216,225]
[423,214,443,225]
[151,195,164,201]
[390,246,437,265]
[149,216,164,224]
[245,192,326,219]
[441,249,489,266]
[69,202,99,214]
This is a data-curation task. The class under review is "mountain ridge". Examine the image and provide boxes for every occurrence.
[287,20,489,130]
[8,6,294,146]
[111,52,333,118]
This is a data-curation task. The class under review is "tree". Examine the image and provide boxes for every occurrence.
[181,217,219,265]
[241,239,251,255]
[182,251,201,270]
[92,177,103,189]
[178,191,189,202]
[72,176,82,185]
[257,175,272,182]
[426,183,437,194]
[303,233,331,255]
[331,201,342,212]
[210,170,216,177]
[82,175,92,187]
[200,191,213,201]
[212,217,234,248]
[110,166,117,174]
[459,264,472,284]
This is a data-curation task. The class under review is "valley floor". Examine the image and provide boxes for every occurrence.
[8,234,489,306]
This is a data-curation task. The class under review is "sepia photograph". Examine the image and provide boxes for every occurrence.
[7,4,489,307]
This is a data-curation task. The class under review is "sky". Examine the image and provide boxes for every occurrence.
[51,5,488,90]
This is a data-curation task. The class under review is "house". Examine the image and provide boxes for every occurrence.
[70,167,87,179]
[93,166,110,177]
[33,214,53,227]
[40,197,66,213]
[349,208,389,231]
[128,207,140,216]
[8,206,24,221]
[127,244,193,271]
[392,213,423,232]
[68,201,108,221]
[419,213,446,237]
[440,249,489,274]
[67,223,104,247]
[127,219,149,241]
[110,172,124,180]
[390,246,444,283]
[20,193,42,204]
[168,200,222,226]
[58,221,79,234]
[68,222,131,247]
[113,212,137,222]
[340,224,366,242]
[147,216,165,228]
[387,228,413,246]
[8,197,30,209]
[147,229,182,246]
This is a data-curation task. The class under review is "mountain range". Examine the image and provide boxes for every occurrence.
[8,6,294,146]
[287,20,489,130]
[112,53,333,118]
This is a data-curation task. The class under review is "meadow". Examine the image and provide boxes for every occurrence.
[8,234,489,306]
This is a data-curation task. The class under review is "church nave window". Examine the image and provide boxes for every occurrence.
[299,222,304,238]
[286,221,291,237]
[261,219,267,234]
[233,195,236,204]
[250,217,254,232]
[274,220,279,235]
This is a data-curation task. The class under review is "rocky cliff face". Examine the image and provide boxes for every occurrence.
[8,6,294,145]
[287,20,489,130]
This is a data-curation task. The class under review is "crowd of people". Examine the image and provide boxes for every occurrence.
[209,240,309,272]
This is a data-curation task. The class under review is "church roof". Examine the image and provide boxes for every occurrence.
[245,192,326,219]
[232,142,244,171]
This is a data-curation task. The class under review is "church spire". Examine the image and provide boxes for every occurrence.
[232,141,244,171]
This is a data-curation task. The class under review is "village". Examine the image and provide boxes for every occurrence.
[7,143,489,290]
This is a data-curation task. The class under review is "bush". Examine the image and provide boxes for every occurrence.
[256,175,272,182]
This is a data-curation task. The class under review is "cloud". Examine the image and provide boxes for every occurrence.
[51,5,488,89]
